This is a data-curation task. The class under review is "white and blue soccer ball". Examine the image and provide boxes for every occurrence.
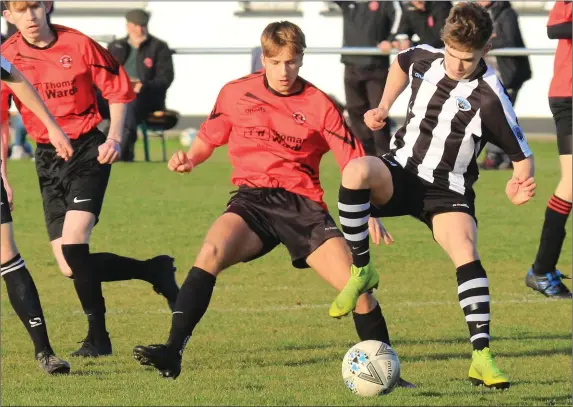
[179,127,198,147]
[342,340,401,397]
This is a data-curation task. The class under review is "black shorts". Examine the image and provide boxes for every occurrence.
[549,97,572,155]
[224,186,343,269]
[35,129,111,241]
[370,154,477,230]
[1,177,12,224]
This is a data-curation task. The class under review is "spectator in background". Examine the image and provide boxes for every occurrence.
[250,46,263,73]
[336,1,402,156]
[478,1,531,170]
[392,1,452,50]
[105,9,174,162]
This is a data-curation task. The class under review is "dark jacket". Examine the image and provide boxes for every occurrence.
[487,1,531,90]
[107,35,174,112]
[394,1,452,48]
[336,1,401,68]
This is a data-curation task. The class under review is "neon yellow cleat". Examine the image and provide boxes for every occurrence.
[468,347,510,389]
[329,263,379,318]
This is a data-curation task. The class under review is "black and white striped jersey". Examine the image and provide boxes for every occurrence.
[390,45,532,195]
[0,55,12,81]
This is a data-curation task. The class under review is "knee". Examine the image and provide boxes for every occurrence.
[195,241,224,272]
[355,293,377,314]
[342,156,388,190]
[343,157,373,184]
[61,244,90,276]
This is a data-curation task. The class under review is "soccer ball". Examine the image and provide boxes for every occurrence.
[179,127,198,147]
[341,340,401,397]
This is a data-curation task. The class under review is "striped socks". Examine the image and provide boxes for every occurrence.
[338,186,371,268]
[457,260,490,351]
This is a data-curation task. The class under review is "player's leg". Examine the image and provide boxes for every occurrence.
[527,98,572,298]
[306,237,415,388]
[55,131,177,357]
[332,155,394,317]
[432,212,509,389]
[133,212,268,378]
[0,182,69,374]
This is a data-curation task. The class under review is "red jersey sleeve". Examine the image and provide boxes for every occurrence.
[83,37,135,104]
[322,103,365,171]
[197,87,232,147]
[548,1,572,26]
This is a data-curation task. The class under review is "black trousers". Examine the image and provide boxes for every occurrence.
[344,65,391,156]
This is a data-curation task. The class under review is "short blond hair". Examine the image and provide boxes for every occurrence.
[260,21,306,58]
[441,2,493,51]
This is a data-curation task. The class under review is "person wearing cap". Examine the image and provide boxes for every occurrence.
[105,9,174,162]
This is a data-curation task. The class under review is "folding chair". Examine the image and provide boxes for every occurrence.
[139,109,179,162]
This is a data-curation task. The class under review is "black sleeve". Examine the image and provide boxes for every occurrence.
[490,9,522,49]
[144,41,174,93]
[548,21,573,39]
[1,56,12,81]
[393,9,412,41]
[397,45,441,73]
[419,2,451,48]
[481,74,532,161]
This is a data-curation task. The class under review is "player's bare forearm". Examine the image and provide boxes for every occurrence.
[378,60,409,110]
[512,155,535,181]
[107,102,127,144]
[187,135,216,167]
[4,67,61,134]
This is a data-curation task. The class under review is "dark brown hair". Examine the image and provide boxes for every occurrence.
[441,2,493,51]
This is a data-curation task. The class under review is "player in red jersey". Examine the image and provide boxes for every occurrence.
[133,22,414,389]
[1,1,179,357]
[1,55,71,374]
[526,1,572,298]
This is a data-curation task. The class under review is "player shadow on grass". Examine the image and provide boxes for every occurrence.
[399,346,571,363]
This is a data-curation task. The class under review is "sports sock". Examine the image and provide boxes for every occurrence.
[457,260,490,351]
[338,186,371,267]
[1,254,53,355]
[61,244,107,339]
[532,195,572,276]
[166,267,215,356]
[352,302,391,346]
[91,252,151,282]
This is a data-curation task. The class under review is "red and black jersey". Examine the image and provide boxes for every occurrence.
[548,1,572,98]
[198,71,364,209]
[1,25,135,143]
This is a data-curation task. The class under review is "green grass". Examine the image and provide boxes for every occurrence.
[1,138,571,406]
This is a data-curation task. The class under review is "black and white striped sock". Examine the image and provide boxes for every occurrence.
[338,186,371,268]
[457,260,490,351]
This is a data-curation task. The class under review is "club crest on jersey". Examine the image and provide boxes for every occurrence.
[293,112,306,125]
[455,96,471,112]
[59,55,72,69]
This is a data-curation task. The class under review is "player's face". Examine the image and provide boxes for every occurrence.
[262,47,303,95]
[2,1,49,42]
[443,43,490,81]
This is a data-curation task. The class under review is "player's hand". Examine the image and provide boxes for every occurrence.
[364,107,389,131]
[368,217,394,246]
[47,126,73,161]
[3,178,13,211]
[98,138,121,164]
[168,151,194,173]
[506,176,536,205]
